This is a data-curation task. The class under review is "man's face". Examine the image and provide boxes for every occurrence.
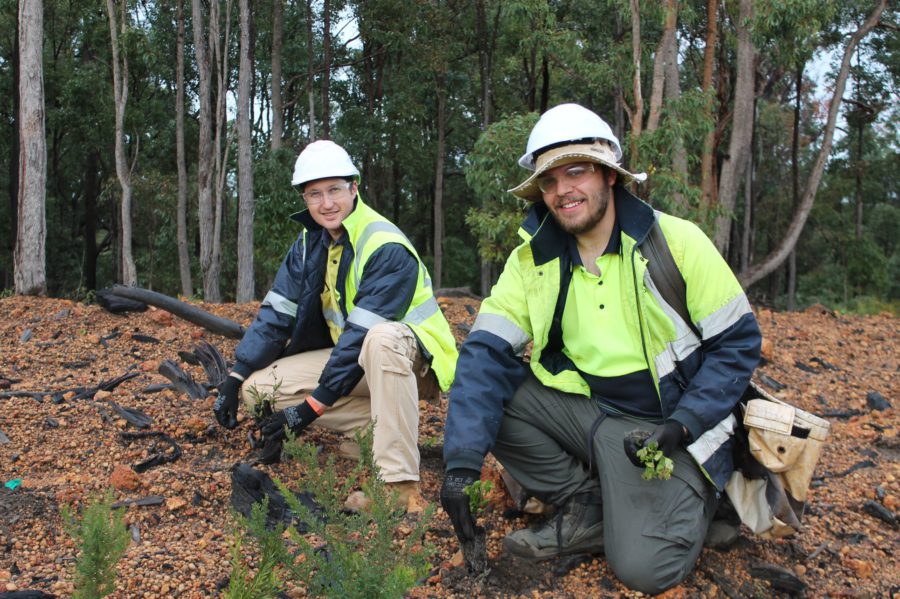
[302,177,357,239]
[539,162,616,236]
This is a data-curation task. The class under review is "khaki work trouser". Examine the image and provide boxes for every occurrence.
[239,322,438,483]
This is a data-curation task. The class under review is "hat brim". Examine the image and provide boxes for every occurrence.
[508,142,647,201]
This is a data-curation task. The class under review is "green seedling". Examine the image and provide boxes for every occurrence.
[636,440,675,480]
[246,381,280,421]
[463,479,493,516]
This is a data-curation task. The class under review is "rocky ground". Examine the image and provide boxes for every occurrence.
[0,295,897,598]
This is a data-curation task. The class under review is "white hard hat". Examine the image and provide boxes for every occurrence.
[517,103,623,170]
[291,140,360,188]
[509,103,647,201]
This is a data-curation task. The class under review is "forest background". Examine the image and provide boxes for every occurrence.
[2,0,898,314]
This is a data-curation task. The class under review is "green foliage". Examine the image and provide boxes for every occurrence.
[464,113,539,262]
[462,480,493,516]
[245,382,279,421]
[229,411,433,599]
[61,490,131,599]
[224,499,287,599]
[636,441,674,481]
[274,425,435,598]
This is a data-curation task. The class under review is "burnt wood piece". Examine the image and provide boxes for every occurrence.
[230,463,322,531]
[0,372,139,404]
[107,401,154,429]
[193,342,229,388]
[758,373,787,391]
[862,500,898,527]
[96,288,148,313]
[158,360,205,400]
[819,408,863,419]
[120,431,182,473]
[178,350,201,366]
[130,333,160,344]
[749,563,807,593]
[110,284,245,339]
[111,495,166,509]
[142,383,174,393]
[813,459,876,481]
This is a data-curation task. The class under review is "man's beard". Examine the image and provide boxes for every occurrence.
[551,187,610,235]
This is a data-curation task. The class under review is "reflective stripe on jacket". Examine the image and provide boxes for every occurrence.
[444,187,761,490]
[233,197,458,405]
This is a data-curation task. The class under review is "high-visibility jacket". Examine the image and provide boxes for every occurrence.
[444,187,761,491]
[233,197,458,406]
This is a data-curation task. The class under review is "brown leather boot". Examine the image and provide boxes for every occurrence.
[344,481,424,514]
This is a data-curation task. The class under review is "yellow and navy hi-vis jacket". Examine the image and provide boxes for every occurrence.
[444,187,761,491]
[233,197,458,406]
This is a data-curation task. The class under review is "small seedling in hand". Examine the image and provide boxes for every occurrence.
[637,440,674,480]
[463,479,493,516]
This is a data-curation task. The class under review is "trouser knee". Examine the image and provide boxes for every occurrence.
[360,322,416,374]
[607,541,695,595]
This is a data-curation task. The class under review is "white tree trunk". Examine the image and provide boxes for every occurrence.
[15,0,46,296]
[236,0,255,302]
[107,0,137,286]
[270,0,284,150]
[739,0,887,288]
[713,0,754,253]
[175,0,192,297]
[192,0,221,302]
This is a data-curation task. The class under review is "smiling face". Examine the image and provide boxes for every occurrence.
[302,177,358,240]
[539,161,617,236]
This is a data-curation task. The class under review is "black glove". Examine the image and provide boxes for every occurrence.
[213,375,242,429]
[259,401,319,444]
[624,421,686,468]
[440,468,480,544]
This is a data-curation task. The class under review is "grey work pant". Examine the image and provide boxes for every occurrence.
[492,374,717,595]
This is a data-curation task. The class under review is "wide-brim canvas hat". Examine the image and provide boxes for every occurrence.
[508,140,648,202]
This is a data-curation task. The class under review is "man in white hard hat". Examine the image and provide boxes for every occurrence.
[440,104,761,593]
[214,139,458,510]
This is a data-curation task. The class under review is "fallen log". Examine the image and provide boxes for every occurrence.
[110,284,245,339]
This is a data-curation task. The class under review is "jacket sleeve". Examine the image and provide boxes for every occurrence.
[311,243,419,406]
[667,220,762,441]
[232,234,307,379]
[443,250,532,472]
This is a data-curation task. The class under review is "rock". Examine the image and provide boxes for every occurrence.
[843,557,874,578]
[149,309,174,326]
[166,497,187,512]
[140,360,161,372]
[94,390,112,401]
[110,464,141,492]
[184,417,207,435]
[866,391,891,411]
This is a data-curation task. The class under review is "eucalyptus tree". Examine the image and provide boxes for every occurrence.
[15,0,46,295]
[236,0,255,301]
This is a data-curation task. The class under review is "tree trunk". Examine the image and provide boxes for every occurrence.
[176,0,192,297]
[192,0,220,302]
[270,0,284,150]
[236,0,255,302]
[15,0,46,296]
[106,0,137,287]
[738,0,887,288]
[713,0,755,253]
[664,15,687,208]
[83,151,101,291]
[628,0,643,161]
[306,0,316,141]
[433,80,446,289]
[787,64,802,311]
[647,0,677,134]
[699,0,719,208]
[321,0,331,139]
[740,104,756,274]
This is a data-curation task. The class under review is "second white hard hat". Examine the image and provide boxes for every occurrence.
[291,140,360,188]
[509,103,647,201]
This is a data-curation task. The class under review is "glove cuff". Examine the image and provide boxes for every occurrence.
[284,401,319,431]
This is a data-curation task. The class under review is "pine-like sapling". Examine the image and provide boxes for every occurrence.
[61,490,131,599]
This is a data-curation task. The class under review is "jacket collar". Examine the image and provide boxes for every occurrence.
[521,185,657,266]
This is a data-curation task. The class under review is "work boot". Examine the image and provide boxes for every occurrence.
[344,481,425,514]
[503,496,604,560]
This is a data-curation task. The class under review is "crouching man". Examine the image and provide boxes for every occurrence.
[440,104,761,593]
[214,140,458,510]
